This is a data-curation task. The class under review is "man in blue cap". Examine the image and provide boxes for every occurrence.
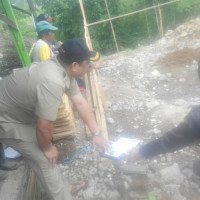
[36,13,61,54]
[0,39,106,200]
[32,21,58,62]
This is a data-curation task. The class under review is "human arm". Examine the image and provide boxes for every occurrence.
[39,44,51,61]
[70,93,108,150]
[128,106,200,162]
[35,82,63,167]
[36,118,58,167]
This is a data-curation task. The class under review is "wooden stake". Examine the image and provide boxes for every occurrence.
[99,84,107,109]
[53,129,76,141]
[79,0,93,50]
[84,73,93,138]
[158,6,164,38]
[89,71,102,130]
[143,0,151,42]
[104,0,119,52]
[92,71,108,139]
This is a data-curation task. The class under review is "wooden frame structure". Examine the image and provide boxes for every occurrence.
[78,0,180,140]
[79,0,180,52]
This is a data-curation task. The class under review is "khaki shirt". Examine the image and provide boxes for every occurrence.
[0,57,80,141]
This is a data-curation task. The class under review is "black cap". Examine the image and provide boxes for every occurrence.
[36,14,53,22]
[60,39,100,62]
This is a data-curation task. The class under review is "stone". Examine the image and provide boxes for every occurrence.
[167,156,172,162]
[107,190,120,199]
[82,186,95,199]
[153,128,161,134]
[160,157,166,162]
[166,73,172,78]
[121,164,148,175]
[179,78,185,82]
[160,163,184,184]
[107,117,115,124]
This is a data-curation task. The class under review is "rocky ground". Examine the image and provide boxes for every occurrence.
[55,17,200,200]
[1,17,200,200]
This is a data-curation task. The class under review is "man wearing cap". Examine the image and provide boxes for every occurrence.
[32,21,58,62]
[36,13,53,22]
[0,39,106,200]
[36,13,61,54]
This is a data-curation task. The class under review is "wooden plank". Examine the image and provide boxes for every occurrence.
[84,73,93,137]
[52,129,76,141]
[84,73,93,108]
[78,0,93,50]
[98,84,107,109]
[104,0,119,52]
[53,94,75,139]
[158,6,164,37]
[92,70,108,139]
[89,71,102,130]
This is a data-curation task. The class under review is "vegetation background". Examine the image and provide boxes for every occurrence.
[1,0,200,53]
[0,0,200,76]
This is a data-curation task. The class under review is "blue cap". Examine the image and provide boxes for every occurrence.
[36,21,58,34]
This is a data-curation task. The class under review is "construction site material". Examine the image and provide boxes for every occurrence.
[121,164,148,175]
[84,70,108,139]
[79,0,108,139]
[52,94,76,141]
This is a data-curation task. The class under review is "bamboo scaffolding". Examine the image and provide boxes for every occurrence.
[79,0,109,139]
[158,6,164,37]
[87,0,180,27]
[104,0,119,52]
[93,71,108,139]
[89,71,102,130]
[143,0,151,42]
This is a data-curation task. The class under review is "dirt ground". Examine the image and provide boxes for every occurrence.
[53,18,200,200]
[2,17,200,200]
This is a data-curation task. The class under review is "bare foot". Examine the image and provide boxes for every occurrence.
[70,181,86,195]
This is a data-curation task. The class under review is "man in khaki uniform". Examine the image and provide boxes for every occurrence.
[0,39,107,200]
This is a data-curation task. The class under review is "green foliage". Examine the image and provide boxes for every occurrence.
[33,0,200,54]
[14,10,36,39]
[2,0,200,55]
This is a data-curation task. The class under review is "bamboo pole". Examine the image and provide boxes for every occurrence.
[98,84,107,109]
[89,72,102,130]
[79,0,108,139]
[79,0,93,50]
[93,71,108,139]
[143,0,151,42]
[152,0,160,34]
[84,73,93,137]
[158,6,164,38]
[104,0,119,52]
[87,0,180,27]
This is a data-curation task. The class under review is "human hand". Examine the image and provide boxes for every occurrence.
[92,136,110,151]
[124,146,143,163]
[44,145,59,168]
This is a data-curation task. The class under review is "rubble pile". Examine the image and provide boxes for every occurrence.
[57,17,200,200]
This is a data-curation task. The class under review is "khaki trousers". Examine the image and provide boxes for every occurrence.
[0,138,73,200]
